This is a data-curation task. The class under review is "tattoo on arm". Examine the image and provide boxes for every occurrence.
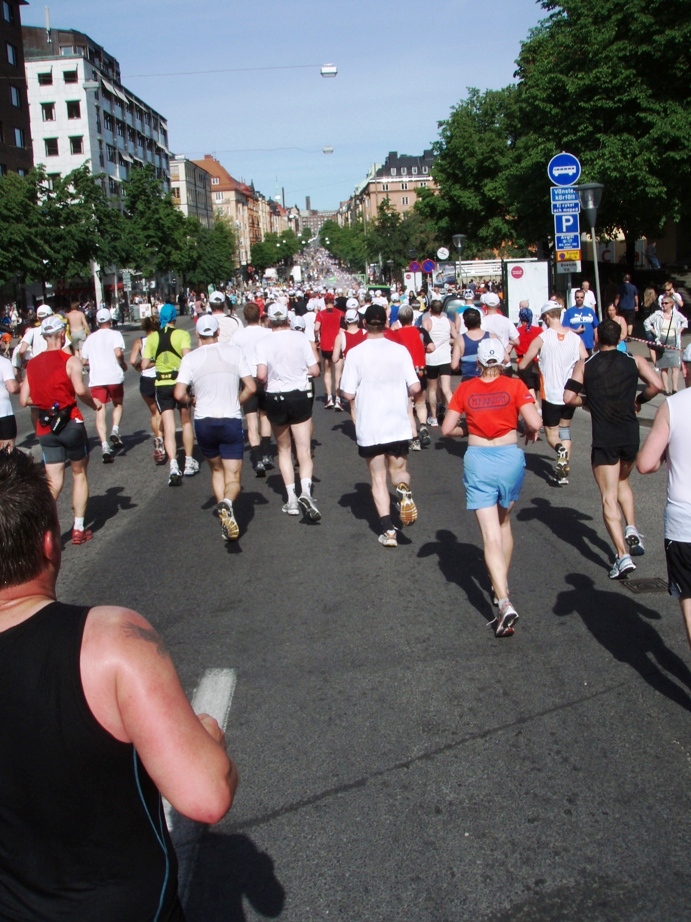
[123,621,169,658]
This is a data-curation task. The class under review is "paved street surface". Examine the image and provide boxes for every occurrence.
[15,318,691,921]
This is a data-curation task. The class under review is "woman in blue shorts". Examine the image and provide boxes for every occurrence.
[441,339,542,637]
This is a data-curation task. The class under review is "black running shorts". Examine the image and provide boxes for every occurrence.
[358,439,410,460]
[541,400,576,429]
[265,390,312,427]
[39,419,89,464]
[665,539,691,599]
[591,443,639,467]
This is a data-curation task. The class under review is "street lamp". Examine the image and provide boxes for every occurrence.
[386,259,394,284]
[577,182,604,319]
[452,234,467,286]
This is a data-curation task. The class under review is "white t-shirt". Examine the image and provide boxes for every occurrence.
[481,313,519,351]
[255,330,317,393]
[664,389,691,541]
[21,325,72,359]
[341,337,418,447]
[82,328,126,386]
[303,312,317,343]
[0,355,15,417]
[233,325,271,376]
[214,312,242,345]
[538,327,582,404]
[176,343,250,420]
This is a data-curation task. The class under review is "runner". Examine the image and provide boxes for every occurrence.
[518,300,587,485]
[637,387,691,650]
[81,307,128,463]
[564,318,663,579]
[314,293,344,410]
[451,308,500,382]
[233,301,274,476]
[255,302,322,520]
[512,304,543,403]
[141,303,198,486]
[332,304,366,424]
[441,339,542,636]
[209,290,243,344]
[19,315,101,544]
[341,303,420,547]
[0,350,19,450]
[386,304,432,449]
[65,301,90,358]
[421,299,454,426]
[174,315,256,542]
[130,317,165,464]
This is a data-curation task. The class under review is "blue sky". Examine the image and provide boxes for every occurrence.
[25,1,545,210]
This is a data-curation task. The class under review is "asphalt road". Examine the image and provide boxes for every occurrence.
[13,319,691,921]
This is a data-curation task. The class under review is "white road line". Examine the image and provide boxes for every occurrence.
[164,667,237,905]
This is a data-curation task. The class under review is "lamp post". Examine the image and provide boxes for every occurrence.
[386,259,394,285]
[452,234,467,287]
[577,183,604,319]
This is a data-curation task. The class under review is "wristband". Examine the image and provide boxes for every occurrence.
[564,378,583,395]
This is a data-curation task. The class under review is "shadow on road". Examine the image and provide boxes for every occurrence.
[58,486,136,546]
[517,496,612,570]
[555,573,691,712]
[524,449,561,486]
[417,528,495,624]
[185,832,285,921]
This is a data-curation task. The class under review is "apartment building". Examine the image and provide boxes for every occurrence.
[22,26,170,201]
[170,154,213,227]
[348,150,437,225]
[0,0,32,174]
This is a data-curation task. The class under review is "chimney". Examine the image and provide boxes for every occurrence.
[306,196,311,212]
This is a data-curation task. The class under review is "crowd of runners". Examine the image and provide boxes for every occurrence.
[2,269,690,646]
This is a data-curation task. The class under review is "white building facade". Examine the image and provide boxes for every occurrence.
[23,27,170,202]
[170,155,213,228]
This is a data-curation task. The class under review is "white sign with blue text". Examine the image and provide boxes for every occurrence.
[550,187,580,214]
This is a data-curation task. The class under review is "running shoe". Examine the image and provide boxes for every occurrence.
[609,554,636,580]
[152,437,165,464]
[625,525,645,556]
[495,599,519,637]
[555,443,570,477]
[378,529,398,548]
[419,425,431,447]
[396,482,418,526]
[409,438,421,451]
[298,492,322,521]
[71,528,93,545]
[427,416,439,428]
[102,443,114,464]
[183,457,200,476]
[334,397,343,412]
[282,496,300,515]
[262,455,275,470]
[217,502,239,542]
[168,462,182,487]
[324,396,334,409]
[254,460,266,477]
[110,429,123,447]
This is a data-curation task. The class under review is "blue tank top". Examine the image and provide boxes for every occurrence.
[461,331,489,379]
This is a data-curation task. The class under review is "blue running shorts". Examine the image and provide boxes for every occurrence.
[463,444,526,510]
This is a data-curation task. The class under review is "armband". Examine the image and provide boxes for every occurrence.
[565,378,583,395]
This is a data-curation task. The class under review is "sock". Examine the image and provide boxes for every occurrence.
[260,436,271,455]
[286,483,296,500]
[250,445,261,466]
[73,518,85,531]
[102,441,109,451]
[300,478,312,497]
[111,425,119,433]
[497,597,509,610]
[381,515,393,532]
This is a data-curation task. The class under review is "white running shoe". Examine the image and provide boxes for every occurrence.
[217,502,239,541]
[282,496,300,515]
[168,463,182,486]
[625,525,645,556]
[183,457,200,476]
[298,492,321,521]
[609,554,636,580]
[396,482,418,526]
[378,529,398,547]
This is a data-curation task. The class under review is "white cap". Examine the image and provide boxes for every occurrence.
[480,292,501,308]
[36,305,53,319]
[290,315,306,331]
[346,297,359,310]
[41,315,66,336]
[196,314,220,336]
[209,290,226,305]
[540,299,562,316]
[96,307,111,323]
[477,339,503,366]
[267,302,288,321]
[345,308,359,323]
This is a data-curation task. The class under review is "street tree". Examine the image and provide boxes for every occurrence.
[0,170,44,287]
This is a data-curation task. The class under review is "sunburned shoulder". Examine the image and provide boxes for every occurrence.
[84,606,170,660]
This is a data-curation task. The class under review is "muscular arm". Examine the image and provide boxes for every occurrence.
[256,363,267,386]
[634,355,663,409]
[441,408,466,438]
[563,359,585,407]
[81,606,237,824]
[637,401,670,474]
[115,347,127,374]
[68,356,101,411]
[238,374,257,405]
[307,360,321,378]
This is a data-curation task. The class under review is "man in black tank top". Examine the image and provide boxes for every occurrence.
[564,319,662,580]
[0,450,238,921]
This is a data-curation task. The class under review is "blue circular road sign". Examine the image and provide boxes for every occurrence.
[547,152,581,187]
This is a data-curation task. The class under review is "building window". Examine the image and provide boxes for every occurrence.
[70,136,84,155]
[401,182,408,191]
[38,71,53,85]
[13,127,24,147]
[66,100,81,119]
[382,183,389,192]
[6,42,17,66]
[46,173,60,189]
[106,144,116,162]
[401,167,407,175]
[9,86,20,107]
[215,192,224,202]
[422,166,429,174]
[41,102,55,121]
[171,187,180,200]
[2,3,14,24]
[390,168,397,176]
[108,178,119,195]
[104,113,114,131]
[412,167,418,175]
[116,121,124,138]
[63,70,78,84]
[44,137,58,156]
[211,177,220,185]
[17,168,27,176]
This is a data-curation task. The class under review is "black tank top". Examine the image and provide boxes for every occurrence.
[0,601,183,921]
[583,349,639,448]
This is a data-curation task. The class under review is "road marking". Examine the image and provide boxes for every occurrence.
[164,667,237,904]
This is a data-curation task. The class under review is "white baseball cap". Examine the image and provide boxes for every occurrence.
[196,314,220,336]
[480,292,501,308]
[96,307,112,323]
[477,339,503,366]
